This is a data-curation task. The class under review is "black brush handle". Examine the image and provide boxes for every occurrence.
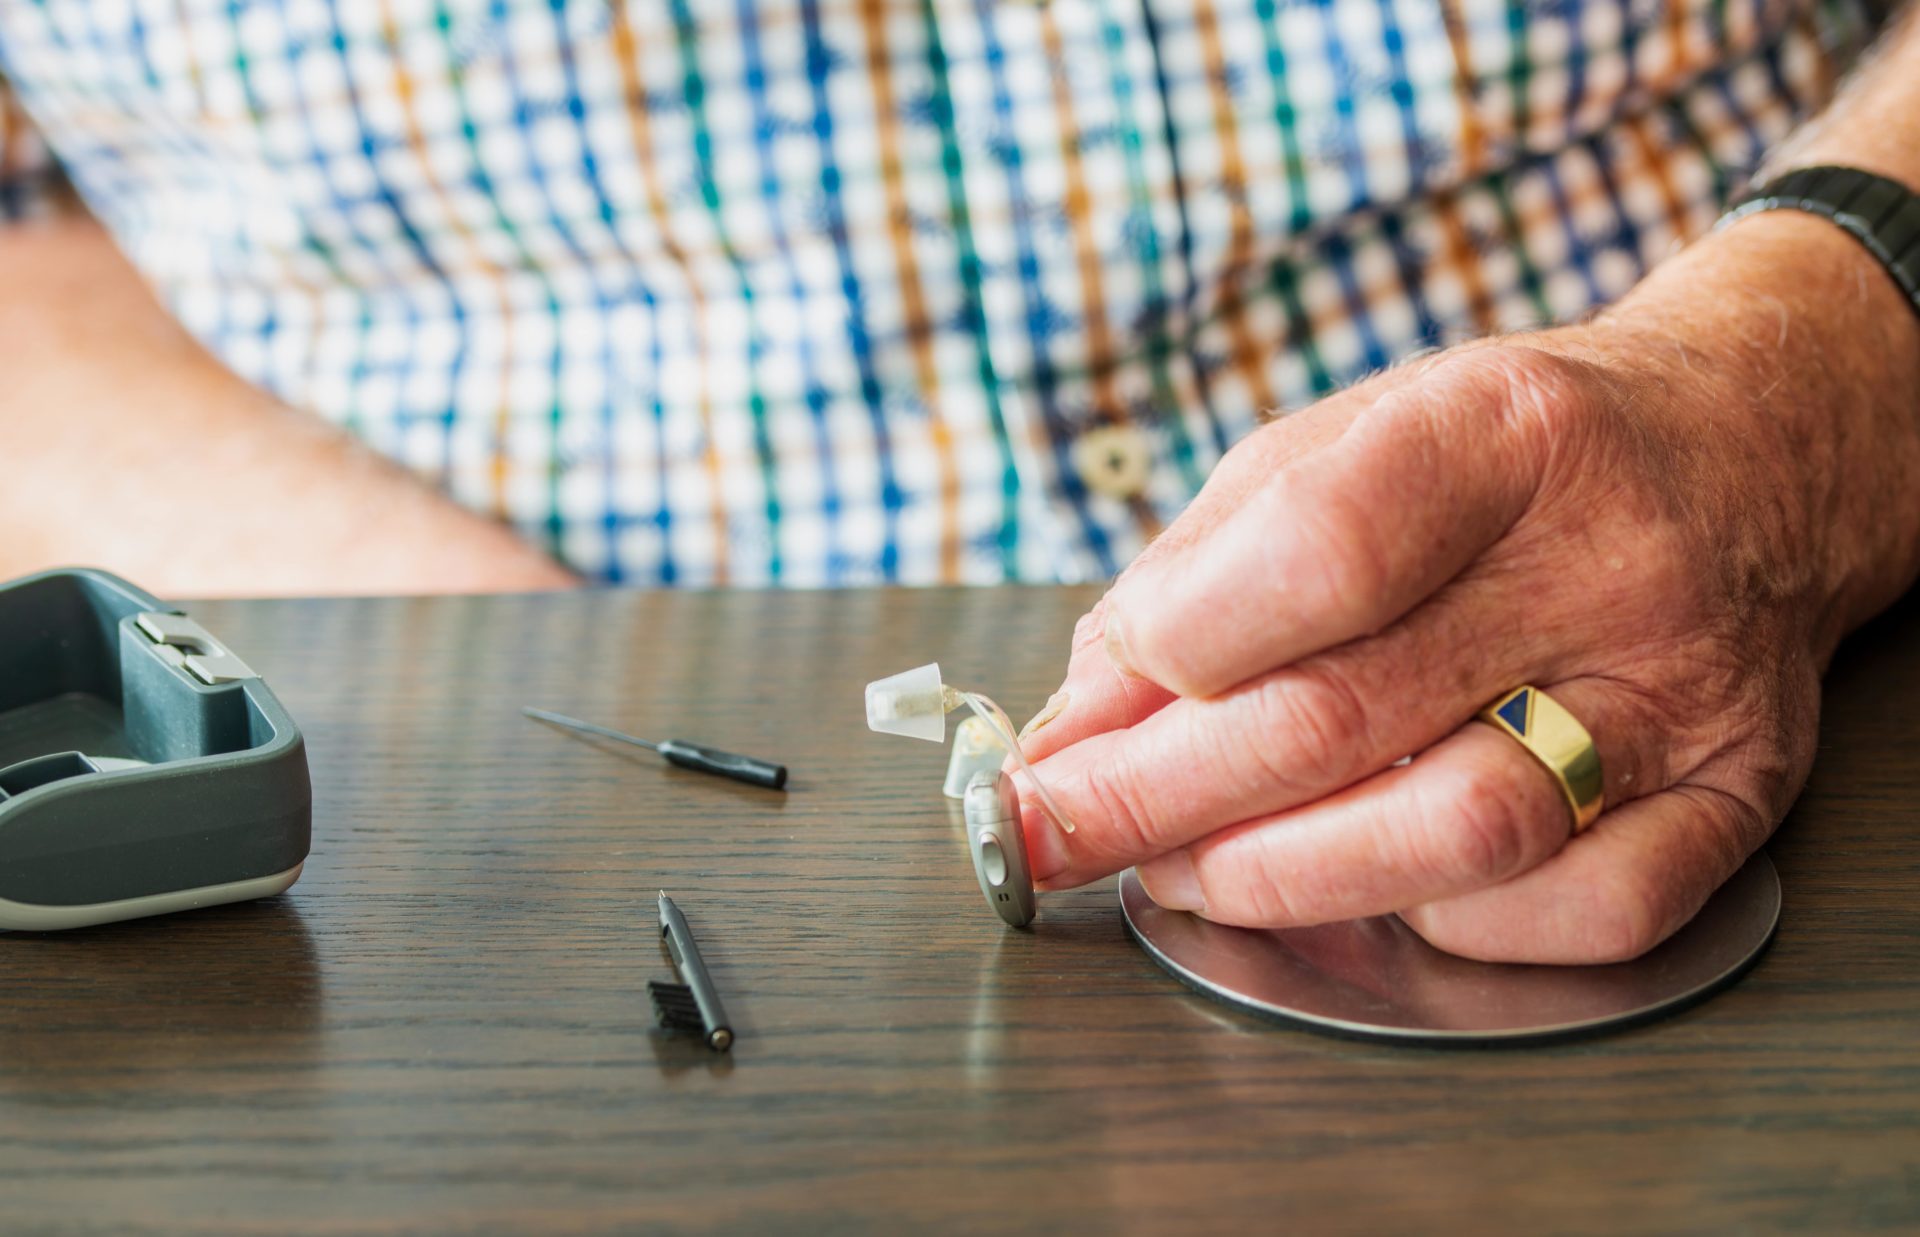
[658,740,788,789]
[659,894,733,1052]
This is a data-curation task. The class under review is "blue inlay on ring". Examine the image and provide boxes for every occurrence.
[1495,689,1532,734]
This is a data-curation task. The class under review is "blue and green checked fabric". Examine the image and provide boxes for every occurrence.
[0,0,1874,585]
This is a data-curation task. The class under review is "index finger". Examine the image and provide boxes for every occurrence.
[1015,579,1556,886]
[1021,375,1408,762]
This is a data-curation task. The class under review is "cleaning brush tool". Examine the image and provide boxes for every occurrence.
[653,892,733,1052]
[648,980,707,1032]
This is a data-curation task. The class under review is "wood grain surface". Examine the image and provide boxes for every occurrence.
[0,584,1914,1234]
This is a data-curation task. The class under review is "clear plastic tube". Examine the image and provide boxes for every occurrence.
[958,691,1074,834]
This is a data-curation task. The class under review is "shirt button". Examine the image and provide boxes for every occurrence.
[1073,425,1153,500]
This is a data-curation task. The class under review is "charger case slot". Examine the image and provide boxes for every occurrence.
[0,752,99,800]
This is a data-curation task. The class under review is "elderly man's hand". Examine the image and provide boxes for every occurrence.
[1016,211,1920,964]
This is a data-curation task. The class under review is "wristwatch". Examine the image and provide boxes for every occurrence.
[1718,164,1920,319]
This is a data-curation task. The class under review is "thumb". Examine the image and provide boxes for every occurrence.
[1016,595,1175,764]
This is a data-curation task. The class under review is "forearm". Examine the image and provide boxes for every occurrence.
[1592,5,1920,660]
[0,217,577,597]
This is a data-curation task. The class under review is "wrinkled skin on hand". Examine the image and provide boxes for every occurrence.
[1015,215,1920,964]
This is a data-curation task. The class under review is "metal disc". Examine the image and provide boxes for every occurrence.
[1119,850,1780,1044]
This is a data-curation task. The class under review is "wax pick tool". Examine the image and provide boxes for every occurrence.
[864,663,1063,928]
[650,892,733,1052]
[523,708,787,789]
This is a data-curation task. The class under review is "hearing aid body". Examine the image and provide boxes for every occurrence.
[867,663,1061,928]
[962,769,1036,928]
[944,715,1008,799]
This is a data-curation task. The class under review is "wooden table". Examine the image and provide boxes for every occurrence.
[0,585,1914,1233]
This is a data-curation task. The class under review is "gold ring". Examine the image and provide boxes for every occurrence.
[1476,686,1604,833]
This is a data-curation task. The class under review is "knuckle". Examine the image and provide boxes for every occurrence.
[1070,596,1109,654]
[1106,579,1192,690]
[1228,872,1309,929]
[1398,902,1490,959]
[1488,344,1594,425]
[1580,868,1671,963]
[1435,343,1596,476]
[1075,751,1166,863]
[1217,428,1270,472]
[1122,601,1181,682]
[1240,667,1374,796]
[1196,844,1314,929]
[1580,787,1767,963]
[1431,755,1558,885]
[1305,488,1396,612]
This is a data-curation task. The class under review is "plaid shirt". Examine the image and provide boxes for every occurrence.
[0,0,1871,586]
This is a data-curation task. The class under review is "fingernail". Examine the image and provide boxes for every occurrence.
[1138,850,1205,912]
[1104,609,1140,678]
[1012,774,1071,882]
[1018,690,1069,740]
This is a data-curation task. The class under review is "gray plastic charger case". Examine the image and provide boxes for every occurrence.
[0,568,310,930]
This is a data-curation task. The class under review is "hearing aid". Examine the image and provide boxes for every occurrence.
[866,663,1069,927]
[943,715,1007,798]
[962,768,1036,928]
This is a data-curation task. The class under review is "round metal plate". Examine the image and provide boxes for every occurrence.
[1119,850,1780,1044]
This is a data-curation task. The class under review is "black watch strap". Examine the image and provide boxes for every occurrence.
[1718,165,1920,318]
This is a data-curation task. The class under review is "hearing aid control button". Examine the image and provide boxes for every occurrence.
[978,834,1009,887]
